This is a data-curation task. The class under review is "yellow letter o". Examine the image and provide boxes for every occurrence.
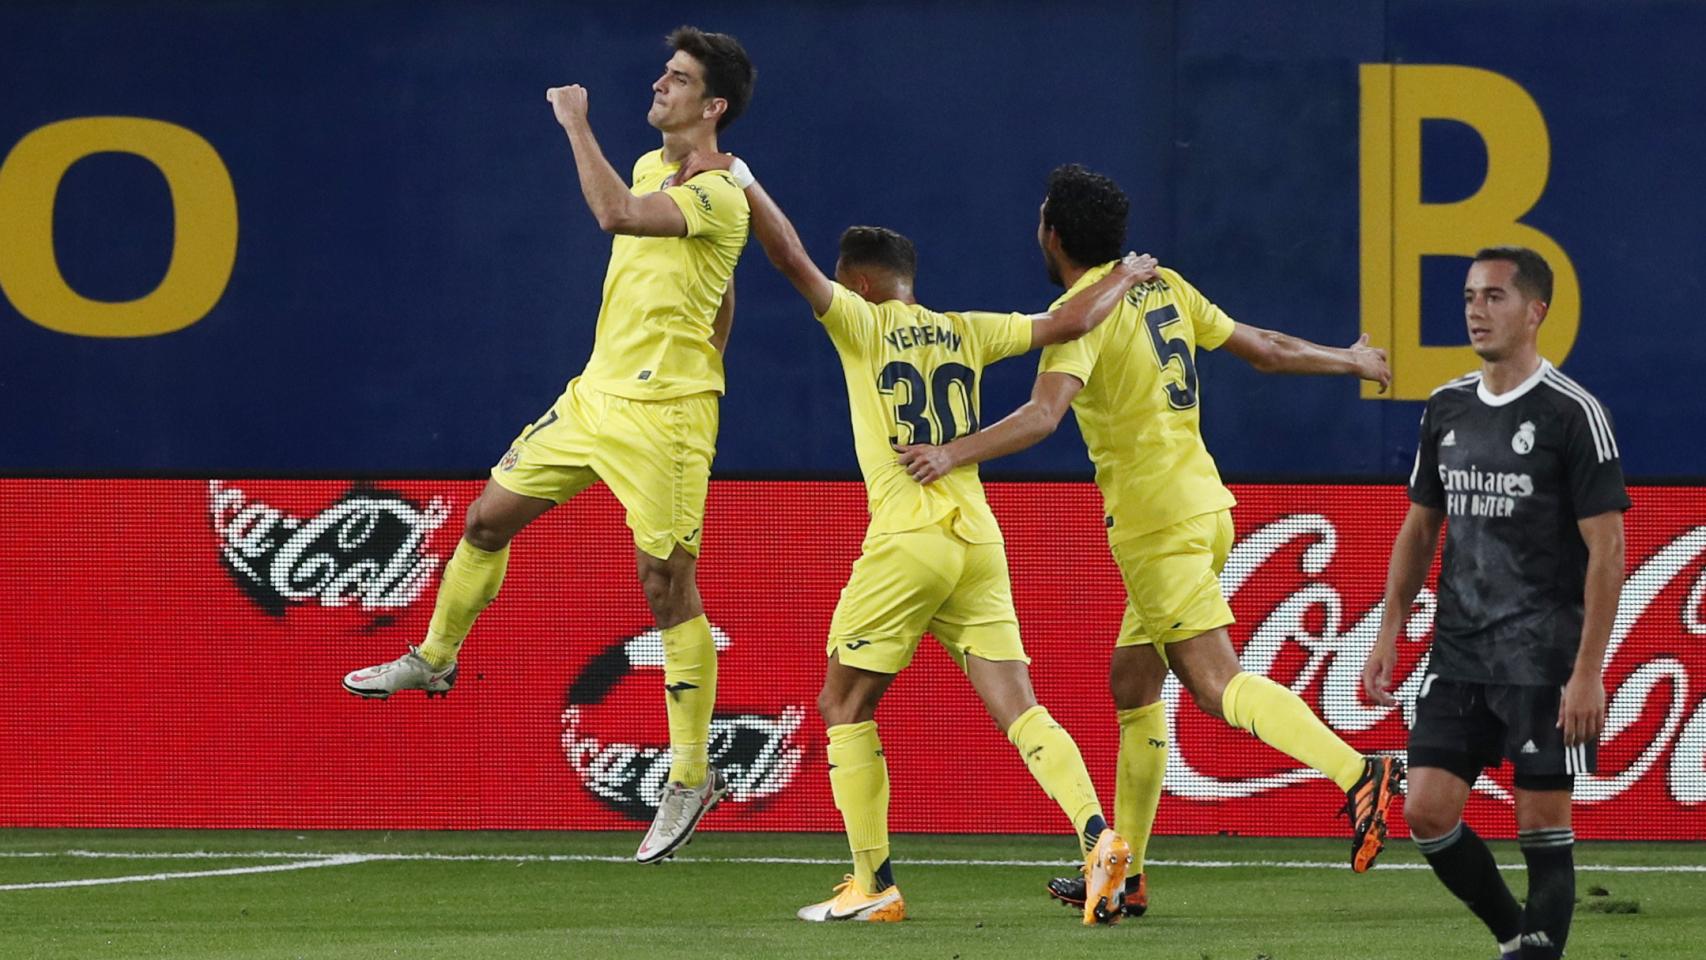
[0,117,238,338]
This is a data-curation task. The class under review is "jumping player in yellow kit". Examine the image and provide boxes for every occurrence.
[897,164,1401,917]
[676,148,1158,924]
[341,27,756,865]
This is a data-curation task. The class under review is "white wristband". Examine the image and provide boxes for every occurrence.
[728,157,755,189]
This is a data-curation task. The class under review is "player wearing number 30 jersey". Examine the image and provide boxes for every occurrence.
[673,148,1154,925]
[895,164,1400,914]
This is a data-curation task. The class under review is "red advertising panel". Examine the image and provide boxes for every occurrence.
[2,480,1702,839]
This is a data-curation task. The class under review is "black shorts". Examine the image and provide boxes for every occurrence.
[1408,675,1596,792]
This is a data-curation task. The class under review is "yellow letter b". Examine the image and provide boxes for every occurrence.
[1360,65,1579,399]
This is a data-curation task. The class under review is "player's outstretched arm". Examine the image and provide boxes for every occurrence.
[1026,253,1159,349]
[1220,324,1392,394]
[1361,502,1444,706]
[547,84,689,237]
[896,372,1082,485]
[678,151,832,315]
[743,180,835,316]
[1559,511,1626,745]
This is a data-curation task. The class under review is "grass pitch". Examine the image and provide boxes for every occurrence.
[2,830,1701,959]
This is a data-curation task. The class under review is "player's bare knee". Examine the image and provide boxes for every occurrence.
[1176,669,1228,719]
[636,552,699,626]
[1108,661,1165,711]
[462,501,513,552]
[1404,796,1462,840]
[817,686,873,727]
[1513,790,1572,832]
[981,693,1035,734]
[1189,686,1227,719]
[637,563,672,609]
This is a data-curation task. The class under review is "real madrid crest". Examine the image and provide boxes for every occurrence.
[1512,420,1536,455]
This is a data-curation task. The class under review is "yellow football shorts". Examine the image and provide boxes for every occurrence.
[1112,509,1236,659]
[490,377,718,561]
[827,515,1028,675]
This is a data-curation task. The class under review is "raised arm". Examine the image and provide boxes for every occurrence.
[1361,502,1446,706]
[1220,324,1391,393]
[743,180,834,316]
[678,151,833,315]
[547,85,689,237]
[896,372,1083,485]
[1026,254,1158,348]
[1559,511,1626,745]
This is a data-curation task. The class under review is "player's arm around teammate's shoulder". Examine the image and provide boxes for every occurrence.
[1026,252,1159,348]
[679,150,833,315]
[1218,322,1392,393]
[893,253,1157,486]
[895,371,1084,486]
[547,84,690,237]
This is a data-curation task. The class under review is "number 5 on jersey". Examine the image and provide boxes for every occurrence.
[879,360,979,444]
[1145,304,1199,409]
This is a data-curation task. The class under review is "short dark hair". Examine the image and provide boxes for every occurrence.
[838,226,917,280]
[1043,164,1128,267]
[1473,246,1553,303]
[668,26,756,132]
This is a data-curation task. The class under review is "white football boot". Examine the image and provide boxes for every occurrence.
[634,767,729,863]
[342,646,457,700]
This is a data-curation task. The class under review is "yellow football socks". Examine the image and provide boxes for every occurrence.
[1222,672,1365,791]
[662,614,717,788]
[417,540,508,669]
[1115,702,1167,873]
[827,720,890,895]
[1007,705,1104,856]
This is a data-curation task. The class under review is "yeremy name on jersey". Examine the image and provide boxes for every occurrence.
[883,324,963,352]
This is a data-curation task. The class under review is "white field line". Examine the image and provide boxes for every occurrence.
[0,849,1701,877]
[0,854,372,891]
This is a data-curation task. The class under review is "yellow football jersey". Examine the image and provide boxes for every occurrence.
[1038,264,1237,544]
[578,150,750,400]
[818,283,1033,542]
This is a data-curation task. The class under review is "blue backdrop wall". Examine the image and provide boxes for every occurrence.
[2,1,1700,478]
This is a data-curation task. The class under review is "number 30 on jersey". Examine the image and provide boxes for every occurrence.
[878,360,979,445]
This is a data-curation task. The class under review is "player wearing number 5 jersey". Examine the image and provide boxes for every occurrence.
[896,164,1400,915]
[676,149,1155,925]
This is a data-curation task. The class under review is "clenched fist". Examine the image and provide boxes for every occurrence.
[546,84,589,128]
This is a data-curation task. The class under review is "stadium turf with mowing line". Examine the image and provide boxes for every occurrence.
[0,830,1699,959]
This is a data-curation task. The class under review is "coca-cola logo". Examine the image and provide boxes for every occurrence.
[560,624,805,820]
[208,480,450,616]
[1168,513,1706,807]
